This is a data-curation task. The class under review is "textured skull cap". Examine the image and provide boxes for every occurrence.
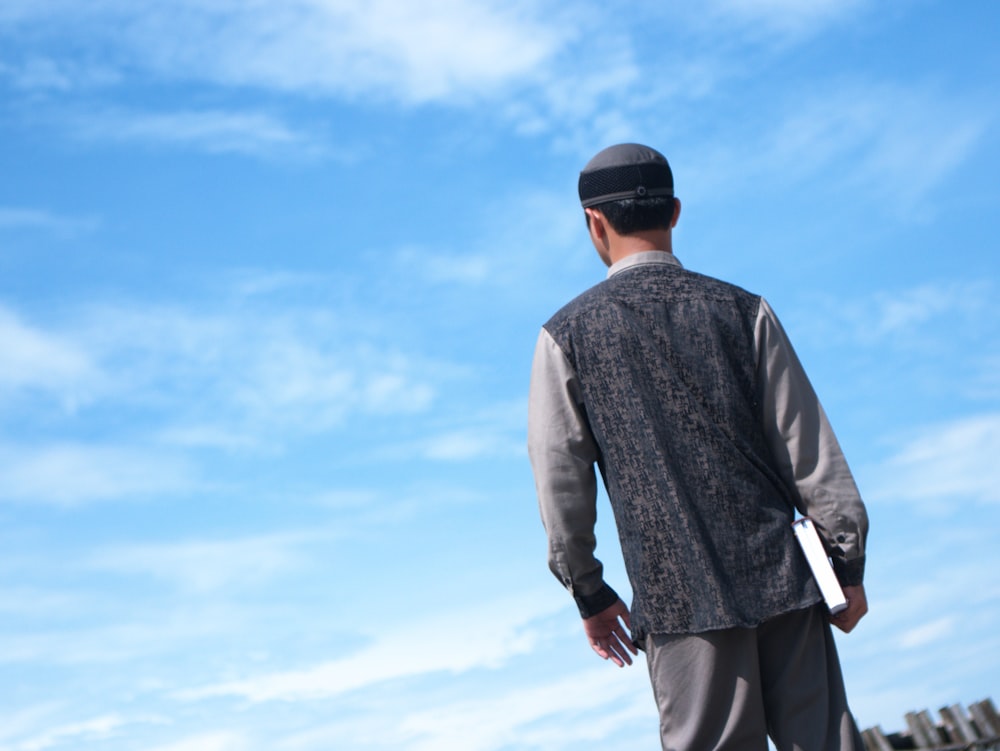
[578,143,674,208]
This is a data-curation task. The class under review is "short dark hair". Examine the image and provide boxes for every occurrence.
[588,196,676,235]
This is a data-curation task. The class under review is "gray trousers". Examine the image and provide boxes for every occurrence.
[645,605,864,751]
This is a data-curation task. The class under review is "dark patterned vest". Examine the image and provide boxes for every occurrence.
[544,262,819,637]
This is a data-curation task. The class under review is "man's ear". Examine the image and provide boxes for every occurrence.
[585,208,608,246]
[670,198,682,229]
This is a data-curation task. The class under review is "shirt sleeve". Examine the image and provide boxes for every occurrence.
[755,298,869,586]
[527,328,620,617]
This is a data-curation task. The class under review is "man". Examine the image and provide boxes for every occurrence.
[527,143,869,750]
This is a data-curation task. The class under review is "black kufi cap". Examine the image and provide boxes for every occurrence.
[578,143,674,208]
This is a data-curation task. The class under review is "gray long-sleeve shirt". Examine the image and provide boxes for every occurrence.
[528,251,867,636]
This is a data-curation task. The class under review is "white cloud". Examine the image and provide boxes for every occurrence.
[0,0,908,159]
[705,0,868,36]
[420,429,518,461]
[0,588,89,616]
[227,270,329,299]
[0,306,99,408]
[0,56,120,90]
[684,82,988,216]
[410,250,495,286]
[840,538,1000,728]
[0,704,60,748]
[0,0,647,148]
[177,592,565,702]
[828,281,997,347]
[0,594,259,665]
[869,413,1000,510]
[868,283,991,338]
[0,442,196,506]
[87,533,312,594]
[394,188,589,293]
[1,0,569,104]
[71,108,328,159]
[419,412,526,463]
[797,283,998,412]
[275,662,654,751]
[2,298,445,454]
[306,488,378,509]
[898,616,956,650]
[215,332,437,432]
[155,424,261,451]
[361,368,436,415]
[776,84,985,211]
[0,206,100,236]
[8,714,129,751]
[370,397,527,463]
[394,669,651,751]
[144,731,247,751]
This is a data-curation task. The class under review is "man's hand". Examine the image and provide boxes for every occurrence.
[831,584,868,633]
[583,599,638,667]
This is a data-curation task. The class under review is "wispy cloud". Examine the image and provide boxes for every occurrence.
[684,81,988,216]
[3,297,446,454]
[393,188,589,292]
[0,207,100,237]
[227,270,330,299]
[178,592,565,703]
[0,305,99,409]
[836,281,996,345]
[0,56,120,91]
[87,533,313,594]
[6,0,941,166]
[0,596,255,665]
[0,442,197,506]
[898,616,956,650]
[144,731,247,751]
[776,84,986,212]
[404,399,527,462]
[419,428,522,462]
[704,0,869,37]
[286,668,653,751]
[5,713,131,751]
[843,537,1000,727]
[868,413,1000,511]
[392,669,651,751]
[0,588,87,617]
[798,280,998,387]
[70,108,328,159]
[0,0,569,104]
[864,283,993,339]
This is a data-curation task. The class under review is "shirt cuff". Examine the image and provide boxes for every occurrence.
[574,583,620,618]
[832,556,865,587]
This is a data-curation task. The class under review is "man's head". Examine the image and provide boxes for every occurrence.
[578,143,681,265]
[578,143,678,236]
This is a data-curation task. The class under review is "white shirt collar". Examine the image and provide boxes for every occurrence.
[607,250,682,278]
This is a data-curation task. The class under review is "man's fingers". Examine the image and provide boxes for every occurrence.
[592,641,621,666]
[606,622,638,656]
[616,626,639,655]
[833,585,868,633]
[831,600,866,633]
[591,636,633,667]
[832,614,858,633]
[608,640,630,666]
[608,635,634,666]
[583,600,637,667]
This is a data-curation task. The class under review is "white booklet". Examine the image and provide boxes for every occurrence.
[792,517,848,615]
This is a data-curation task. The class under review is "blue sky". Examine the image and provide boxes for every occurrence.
[1,1,998,749]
